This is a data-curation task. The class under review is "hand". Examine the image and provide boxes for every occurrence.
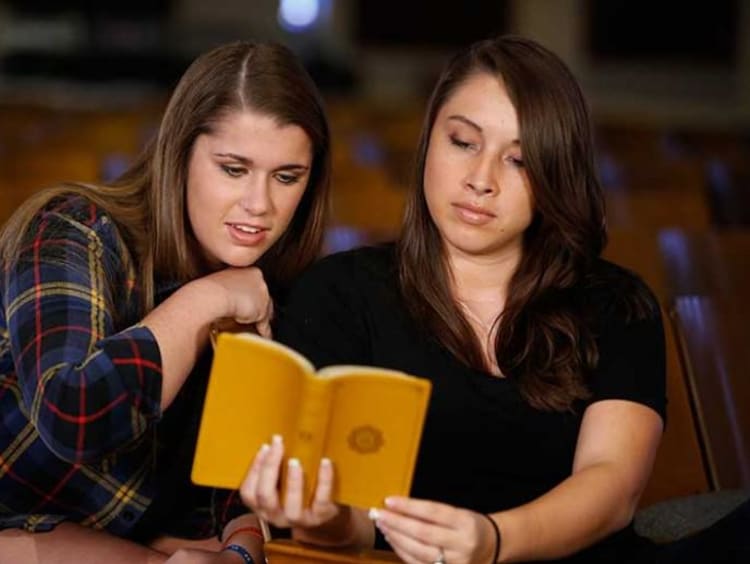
[239,435,342,532]
[371,497,497,564]
[201,267,273,338]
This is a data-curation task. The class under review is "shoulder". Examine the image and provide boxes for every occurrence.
[582,261,667,417]
[279,243,398,322]
[580,258,661,325]
[34,191,109,232]
[29,191,127,248]
[17,191,131,272]
[295,243,397,289]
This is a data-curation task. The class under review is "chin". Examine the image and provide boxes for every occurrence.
[217,250,265,268]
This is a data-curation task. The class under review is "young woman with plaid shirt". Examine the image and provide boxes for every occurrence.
[0,41,330,563]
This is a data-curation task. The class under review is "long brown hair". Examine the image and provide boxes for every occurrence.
[0,41,330,313]
[398,35,647,411]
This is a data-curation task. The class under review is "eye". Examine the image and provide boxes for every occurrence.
[449,135,475,150]
[507,156,525,168]
[221,164,246,178]
[274,172,302,185]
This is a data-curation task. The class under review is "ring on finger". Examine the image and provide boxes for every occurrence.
[432,546,446,564]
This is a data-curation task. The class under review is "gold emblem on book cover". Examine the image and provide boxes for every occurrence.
[348,425,384,454]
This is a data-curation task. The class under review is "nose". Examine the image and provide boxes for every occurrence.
[240,177,272,215]
[466,178,494,195]
[464,155,496,196]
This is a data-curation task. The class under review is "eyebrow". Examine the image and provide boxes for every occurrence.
[447,115,483,132]
[213,152,310,171]
[447,115,521,145]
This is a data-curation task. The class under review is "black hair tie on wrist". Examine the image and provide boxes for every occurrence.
[482,513,501,563]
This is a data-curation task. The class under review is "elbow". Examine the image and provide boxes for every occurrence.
[37,412,150,465]
[608,487,643,533]
[31,367,153,464]
[37,430,109,465]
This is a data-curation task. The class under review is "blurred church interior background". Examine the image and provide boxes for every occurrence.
[1,0,748,511]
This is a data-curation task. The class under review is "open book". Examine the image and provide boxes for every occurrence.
[191,332,432,509]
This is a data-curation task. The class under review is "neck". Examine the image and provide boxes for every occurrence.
[447,246,521,308]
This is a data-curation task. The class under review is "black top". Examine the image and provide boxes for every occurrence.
[274,244,666,563]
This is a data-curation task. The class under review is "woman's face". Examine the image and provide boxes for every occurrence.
[186,109,312,269]
[423,72,533,263]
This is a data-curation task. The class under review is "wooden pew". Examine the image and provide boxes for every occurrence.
[671,296,750,489]
[0,147,101,225]
[603,160,711,231]
[658,228,750,298]
[605,230,710,505]
[265,540,400,563]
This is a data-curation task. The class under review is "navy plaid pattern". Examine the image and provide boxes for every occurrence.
[1,195,166,536]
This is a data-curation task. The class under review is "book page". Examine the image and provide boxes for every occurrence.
[191,333,312,489]
[321,372,431,508]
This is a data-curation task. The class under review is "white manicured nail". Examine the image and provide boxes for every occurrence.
[368,508,380,521]
[272,434,283,445]
[288,458,301,468]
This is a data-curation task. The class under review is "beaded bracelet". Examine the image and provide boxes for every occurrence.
[482,513,501,564]
[223,543,255,563]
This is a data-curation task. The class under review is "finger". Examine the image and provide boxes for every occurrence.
[256,317,272,339]
[283,458,305,522]
[239,443,270,508]
[378,522,434,564]
[255,434,284,510]
[255,298,274,338]
[384,496,456,526]
[311,458,334,511]
[376,509,444,547]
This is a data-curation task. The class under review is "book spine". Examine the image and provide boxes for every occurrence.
[291,378,333,505]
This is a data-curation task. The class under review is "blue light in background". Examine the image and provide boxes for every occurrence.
[278,0,321,32]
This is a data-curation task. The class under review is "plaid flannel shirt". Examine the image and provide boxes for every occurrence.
[0,195,243,538]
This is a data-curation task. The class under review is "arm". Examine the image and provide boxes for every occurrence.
[142,267,271,411]
[491,399,662,561]
[374,400,662,563]
[6,203,270,464]
[5,207,163,463]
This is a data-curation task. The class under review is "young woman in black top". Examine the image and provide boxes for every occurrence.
[240,35,749,563]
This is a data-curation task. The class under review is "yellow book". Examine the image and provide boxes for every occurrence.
[191,332,432,509]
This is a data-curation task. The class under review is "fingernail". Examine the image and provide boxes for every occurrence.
[384,497,396,507]
[272,434,283,445]
[368,508,380,521]
[288,458,300,468]
[321,457,332,467]
[259,443,270,453]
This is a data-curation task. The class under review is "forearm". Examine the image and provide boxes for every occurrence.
[0,522,169,564]
[291,506,374,549]
[493,463,639,563]
[142,278,228,410]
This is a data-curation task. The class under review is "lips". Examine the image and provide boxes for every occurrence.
[226,222,270,245]
[452,202,496,218]
[226,222,269,234]
[451,202,497,226]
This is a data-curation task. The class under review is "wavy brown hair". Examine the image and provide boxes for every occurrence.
[398,35,648,411]
[0,41,330,313]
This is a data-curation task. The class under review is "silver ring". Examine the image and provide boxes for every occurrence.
[432,547,446,564]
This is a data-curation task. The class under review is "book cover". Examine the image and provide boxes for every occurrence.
[191,332,432,509]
